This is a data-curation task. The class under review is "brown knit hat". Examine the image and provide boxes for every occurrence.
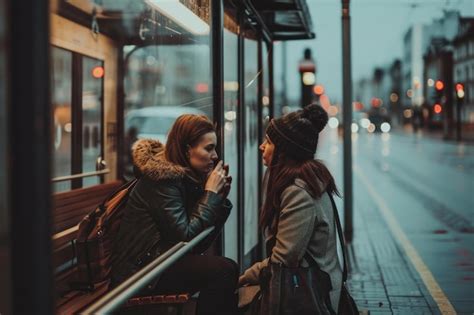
[266,103,328,160]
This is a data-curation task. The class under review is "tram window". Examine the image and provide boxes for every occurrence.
[83,126,90,149]
[92,126,100,148]
[82,57,103,188]
[51,46,104,191]
[51,47,73,192]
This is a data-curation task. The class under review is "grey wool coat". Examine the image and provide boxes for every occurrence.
[240,173,342,312]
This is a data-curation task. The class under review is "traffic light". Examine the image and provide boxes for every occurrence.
[455,82,465,141]
[455,83,465,100]
[433,80,444,115]
[313,85,324,96]
[313,85,324,103]
[299,48,316,107]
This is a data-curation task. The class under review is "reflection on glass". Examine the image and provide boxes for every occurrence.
[223,28,238,261]
[51,47,72,192]
[244,38,259,257]
[82,57,103,188]
[122,1,211,180]
[262,42,270,126]
[146,0,210,35]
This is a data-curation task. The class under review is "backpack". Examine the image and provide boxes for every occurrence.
[73,179,138,290]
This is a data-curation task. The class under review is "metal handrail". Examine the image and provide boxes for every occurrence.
[51,169,110,183]
[81,226,215,314]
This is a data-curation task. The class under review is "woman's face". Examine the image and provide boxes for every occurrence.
[259,135,275,167]
[188,132,218,175]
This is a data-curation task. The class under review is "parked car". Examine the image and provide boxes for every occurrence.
[125,106,207,143]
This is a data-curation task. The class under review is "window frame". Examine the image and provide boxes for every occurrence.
[51,45,105,190]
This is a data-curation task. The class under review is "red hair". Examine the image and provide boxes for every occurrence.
[165,114,215,178]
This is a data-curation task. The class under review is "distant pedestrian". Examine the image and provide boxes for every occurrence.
[239,104,344,314]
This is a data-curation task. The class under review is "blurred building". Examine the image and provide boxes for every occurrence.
[354,59,402,125]
[354,78,372,112]
[423,38,453,134]
[402,11,460,110]
[453,18,474,126]
[388,60,403,124]
[403,24,429,109]
[420,13,474,139]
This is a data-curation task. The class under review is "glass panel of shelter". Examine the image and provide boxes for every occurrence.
[243,34,259,268]
[223,12,239,263]
[122,1,212,180]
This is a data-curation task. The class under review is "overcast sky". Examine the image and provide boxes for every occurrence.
[274,0,474,105]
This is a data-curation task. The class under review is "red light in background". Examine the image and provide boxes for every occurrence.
[319,94,330,110]
[195,83,209,93]
[313,85,325,95]
[435,80,444,91]
[434,104,442,114]
[92,66,104,78]
[371,97,381,107]
[456,83,464,91]
[353,102,364,111]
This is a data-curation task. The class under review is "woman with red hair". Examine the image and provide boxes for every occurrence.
[112,114,238,315]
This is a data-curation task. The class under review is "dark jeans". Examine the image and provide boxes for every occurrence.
[149,254,239,315]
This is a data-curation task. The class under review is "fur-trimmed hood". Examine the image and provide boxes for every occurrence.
[131,139,188,181]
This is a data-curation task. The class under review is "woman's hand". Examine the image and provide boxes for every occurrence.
[238,275,247,287]
[204,161,227,194]
[218,164,232,199]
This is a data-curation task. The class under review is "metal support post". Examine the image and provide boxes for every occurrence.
[456,99,462,141]
[211,0,224,255]
[341,0,353,243]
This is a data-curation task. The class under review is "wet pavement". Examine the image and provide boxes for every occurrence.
[318,128,474,314]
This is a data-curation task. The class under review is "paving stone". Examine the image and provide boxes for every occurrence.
[389,297,429,307]
[346,188,439,314]
[391,306,433,314]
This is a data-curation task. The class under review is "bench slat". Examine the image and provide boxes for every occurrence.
[51,181,122,234]
[56,282,109,315]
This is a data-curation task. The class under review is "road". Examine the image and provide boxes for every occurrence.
[318,128,474,314]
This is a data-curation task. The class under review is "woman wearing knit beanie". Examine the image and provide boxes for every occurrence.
[239,104,343,314]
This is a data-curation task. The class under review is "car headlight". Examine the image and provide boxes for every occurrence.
[381,122,391,133]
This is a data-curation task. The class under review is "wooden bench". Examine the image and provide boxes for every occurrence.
[52,181,123,314]
[51,181,192,314]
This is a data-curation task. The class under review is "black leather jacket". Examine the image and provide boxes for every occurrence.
[111,139,232,286]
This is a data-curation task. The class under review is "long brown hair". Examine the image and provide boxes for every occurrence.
[259,148,340,230]
[165,114,215,179]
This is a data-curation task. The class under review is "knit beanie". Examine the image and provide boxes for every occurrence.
[266,103,328,160]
